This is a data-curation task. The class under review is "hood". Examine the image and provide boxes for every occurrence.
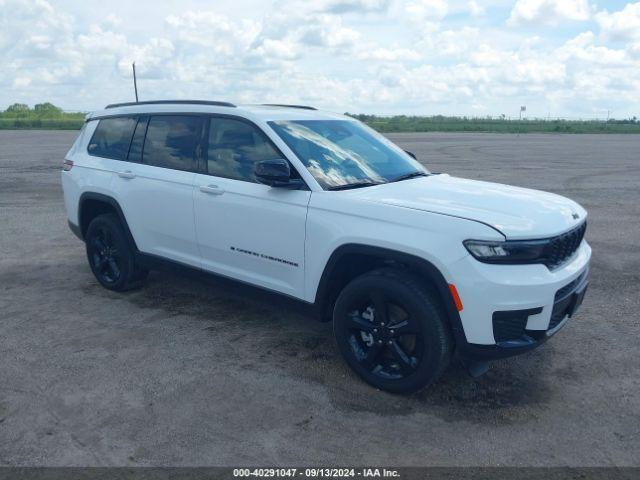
[347,174,586,239]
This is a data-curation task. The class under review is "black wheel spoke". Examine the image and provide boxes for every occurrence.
[96,256,107,270]
[103,228,113,247]
[91,237,107,252]
[389,340,416,373]
[107,258,120,279]
[362,342,383,369]
[370,291,388,325]
[347,313,375,333]
[392,319,418,336]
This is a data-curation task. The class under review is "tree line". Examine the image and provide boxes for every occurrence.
[348,114,640,134]
[2,103,638,133]
[0,103,85,129]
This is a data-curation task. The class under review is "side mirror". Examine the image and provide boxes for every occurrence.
[255,159,303,189]
[404,150,417,160]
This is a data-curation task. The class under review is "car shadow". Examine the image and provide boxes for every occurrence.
[96,262,554,425]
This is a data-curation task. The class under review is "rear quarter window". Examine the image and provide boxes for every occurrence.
[87,117,137,160]
[67,122,88,157]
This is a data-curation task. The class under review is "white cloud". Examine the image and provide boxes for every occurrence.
[252,38,301,60]
[319,0,391,14]
[511,58,566,85]
[13,76,31,87]
[595,2,640,41]
[104,13,122,28]
[358,47,422,62]
[298,15,361,48]
[117,38,175,79]
[468,0,486,17]
[77,25,129,55]
[508,0,592,26]
[629,42,640,58]
[1,0,639,117]
[557,31,630,66]
[404,0,448,24]
[430,27,480,57]
[470,44,511,66]
[165,11,260,55]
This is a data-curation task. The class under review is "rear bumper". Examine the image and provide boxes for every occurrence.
[448,241,591,361]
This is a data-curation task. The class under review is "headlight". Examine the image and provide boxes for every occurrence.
[463,239,548,264]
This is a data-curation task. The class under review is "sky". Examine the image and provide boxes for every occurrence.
[1,0,639,117]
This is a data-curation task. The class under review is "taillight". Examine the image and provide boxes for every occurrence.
[62,159,74,171]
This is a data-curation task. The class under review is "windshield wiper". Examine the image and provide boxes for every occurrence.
[327,180,382,191]
[390,171,429,183]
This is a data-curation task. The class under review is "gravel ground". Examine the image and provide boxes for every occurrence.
[0,130,638,466]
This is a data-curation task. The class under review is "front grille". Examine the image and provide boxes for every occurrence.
[543,221,587,269]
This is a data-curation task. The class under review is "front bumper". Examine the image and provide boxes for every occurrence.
[447,240,591,361]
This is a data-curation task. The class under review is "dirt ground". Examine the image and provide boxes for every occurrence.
[1,130,638,466]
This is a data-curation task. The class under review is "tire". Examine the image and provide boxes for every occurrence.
[333,268,453,393]
[85,213,148,292]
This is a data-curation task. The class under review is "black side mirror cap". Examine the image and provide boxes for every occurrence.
[255,159,303,189]
[404,150,417,160]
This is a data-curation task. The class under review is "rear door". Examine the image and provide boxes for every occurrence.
[111,114,204,267]
[192,116,310,298]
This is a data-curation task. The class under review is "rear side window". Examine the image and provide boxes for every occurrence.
[87,117,137,160]
[206,118,281,182]
[143,116,203,172]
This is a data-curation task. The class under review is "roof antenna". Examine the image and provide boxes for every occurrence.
[132,62,139,103]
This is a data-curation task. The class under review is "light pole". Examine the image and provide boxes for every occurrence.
[518,106,526,136]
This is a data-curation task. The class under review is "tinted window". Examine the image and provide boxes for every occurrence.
[207,118,281,182]
[88,117,137,160]
[143,116,203,171]
[127,116,148,163]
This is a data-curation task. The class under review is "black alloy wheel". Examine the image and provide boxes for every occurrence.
[344,290,424,380]
[85,213,148,291]
[89,225,122,284]
[333,268,452,393]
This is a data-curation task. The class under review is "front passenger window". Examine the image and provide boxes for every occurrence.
[207,118,281,182]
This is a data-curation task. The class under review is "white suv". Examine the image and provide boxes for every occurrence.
[62,100,591,393]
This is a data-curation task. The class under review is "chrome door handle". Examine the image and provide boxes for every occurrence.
[117,170,135,179]
[200,184,225,195]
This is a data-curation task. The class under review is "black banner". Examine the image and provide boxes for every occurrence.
[0,468,639,480]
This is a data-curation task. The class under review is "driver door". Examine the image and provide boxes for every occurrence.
[192,116,310,299]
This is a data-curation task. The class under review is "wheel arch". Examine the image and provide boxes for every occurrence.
[314,244,466,343]
[78,192,139,252]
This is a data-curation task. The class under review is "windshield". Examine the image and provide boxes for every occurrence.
[268,120,427,190]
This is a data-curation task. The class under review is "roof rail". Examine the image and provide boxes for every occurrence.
[262,103,317,111]
[105,100,236,109]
